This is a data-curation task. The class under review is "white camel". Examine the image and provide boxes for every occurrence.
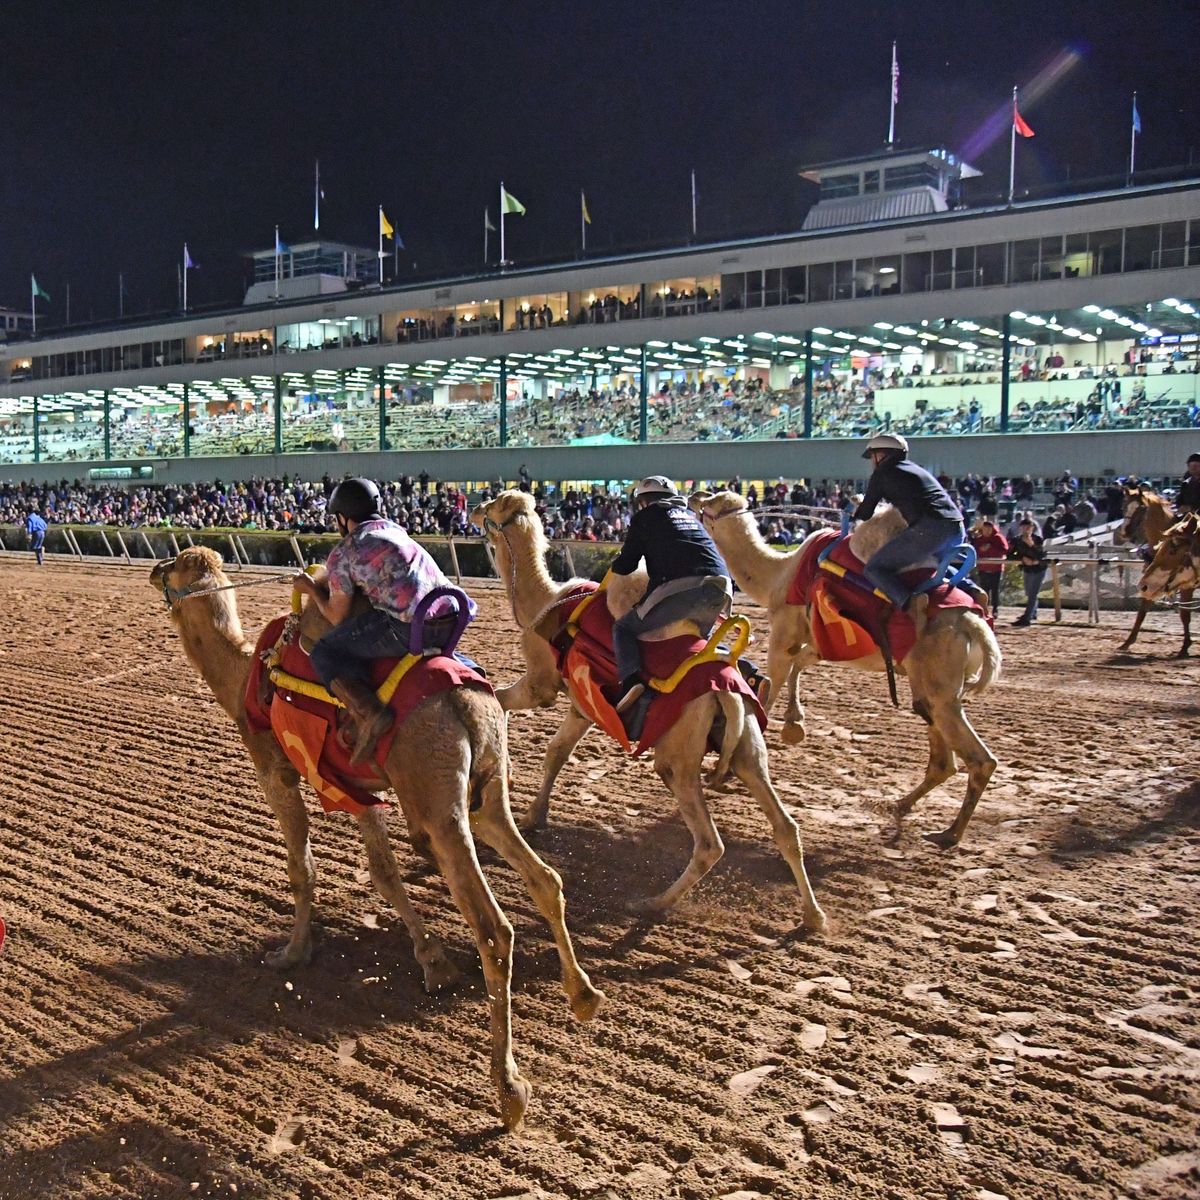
[470,489,826,931]
[695,491,1001,848]
[150,548,602,1131]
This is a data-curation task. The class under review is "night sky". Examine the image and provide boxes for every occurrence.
[4,0,1199,327]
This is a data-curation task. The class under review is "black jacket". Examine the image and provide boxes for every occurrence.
[854,458,962,526]
[1177,475,1200,511]
[610,497,728,595]
[1009,535,1048,572]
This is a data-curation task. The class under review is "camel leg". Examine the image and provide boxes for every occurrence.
[522,707,591,831]
[425,811,531,1132]
[919,701,996,850]
[893,721,957,825]
[354,807,460,992]
[470,774,605,1021]
[496,632,561,713]
[638,712,725,915]
[1119,600,1151,651]
[251,748,318,970]
[767,643,806,744]
[731,719,826,933]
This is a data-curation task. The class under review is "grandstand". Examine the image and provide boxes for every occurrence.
[2,147,1199,485]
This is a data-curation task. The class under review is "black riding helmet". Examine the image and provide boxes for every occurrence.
[327,477,383,523]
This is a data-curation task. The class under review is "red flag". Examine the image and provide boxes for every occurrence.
[1013,104,1035,138]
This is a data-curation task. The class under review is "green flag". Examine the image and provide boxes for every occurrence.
[500,187,526,216]
[32,275,50,302]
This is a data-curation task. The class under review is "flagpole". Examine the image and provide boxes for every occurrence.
[887,40,897,146]
[275,225,281,298]
[581,190,586,255]
[314,160,321,231]
[182,244,189,312]
[499,183,506,266]
[690,169,697,238]
[378,205,384,284]
[484,211,489,264]
[118,273,124,318]
[1129,91,1138,183]
[1008,87,1018,207]
[30,275,36,336]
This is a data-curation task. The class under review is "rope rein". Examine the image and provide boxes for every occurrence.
[164,572,296,607]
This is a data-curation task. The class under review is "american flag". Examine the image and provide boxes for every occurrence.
[891,42,899,105]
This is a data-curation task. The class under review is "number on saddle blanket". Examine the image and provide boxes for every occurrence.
[409,585,473,657]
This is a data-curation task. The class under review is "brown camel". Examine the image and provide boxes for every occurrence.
[470,490,826,931]
[1116,487,1193,655]
[694,491,1002,849]
[149,547,602,1131]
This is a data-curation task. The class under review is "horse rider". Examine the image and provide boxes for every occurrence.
[1176,453,1200,514]
[293,476,478,764]
[853,433,978,611]
[610,476,733,713]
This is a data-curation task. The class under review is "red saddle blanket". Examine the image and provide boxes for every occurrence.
[786,530,986,664]
[552,583,765,754]
[244,616,492,816]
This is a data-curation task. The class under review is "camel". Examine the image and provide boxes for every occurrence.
[1116,487,1193,655]
[469,489,826,932]
[694,491,1001,849]
[149,547,602,1132]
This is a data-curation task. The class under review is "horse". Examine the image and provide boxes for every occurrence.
[1116,487,1194,655]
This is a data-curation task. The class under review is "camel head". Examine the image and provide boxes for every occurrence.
[686,488,715,514]
[1139,513,1200,601]
[470,489,546,566]
[692,490,752,546]
[150,547,228,616]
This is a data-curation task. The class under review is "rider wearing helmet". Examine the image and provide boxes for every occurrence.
[609,476,733,712]
[294,477,478,764]
[853,434,968,610]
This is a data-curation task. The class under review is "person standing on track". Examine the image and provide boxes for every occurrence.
[25,510,47,566]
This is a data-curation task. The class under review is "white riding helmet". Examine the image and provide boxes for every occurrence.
[633,475,678,498]
[862,432,910,459]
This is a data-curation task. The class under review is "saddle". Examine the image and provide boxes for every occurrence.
[548,582,764,754]
[245,586,492,815]
[788,532,987,666]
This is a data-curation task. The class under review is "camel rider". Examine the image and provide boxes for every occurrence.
[294,477,478,765]
[610,476,733,713]
[853,434,974,610]
[1176,453,1200,514]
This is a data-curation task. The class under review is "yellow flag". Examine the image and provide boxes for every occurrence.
[581,191,592,225]
[380,208,394,238]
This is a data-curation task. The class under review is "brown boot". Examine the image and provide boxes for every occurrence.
[329,678,395,766]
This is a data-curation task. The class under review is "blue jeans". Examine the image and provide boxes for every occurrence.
[309,607,477,687]
[863,516,965,607]
[612,576,730,683]
[1020,569,1046,621]
[29,530,45,565]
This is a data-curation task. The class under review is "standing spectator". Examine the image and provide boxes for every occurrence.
[1008,519,1048,627]
[970,519,1009,614]
[518,463,532,493]
[25,509,47,565]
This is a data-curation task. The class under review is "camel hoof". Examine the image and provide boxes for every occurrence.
[570,983,606,1022]
[517,809,548,835]
[625,895,669,919]
[781,722,806,745]
[500,1076,533,1133]
[421,953,461,992]
[265,939,313,970]
[801,906,828,936]
[921,827,961,850]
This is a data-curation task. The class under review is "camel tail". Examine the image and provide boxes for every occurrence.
[709,691,745,786]
[961,611,1002,697]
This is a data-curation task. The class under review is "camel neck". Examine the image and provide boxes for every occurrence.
[174,596,256,719]
[498,525,575,629]
[709,514,804,607]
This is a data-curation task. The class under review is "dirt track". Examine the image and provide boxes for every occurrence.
[0,559,1197,1200]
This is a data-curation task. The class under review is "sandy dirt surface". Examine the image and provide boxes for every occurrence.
[0,559,1197,1200]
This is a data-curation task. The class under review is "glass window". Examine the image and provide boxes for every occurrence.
[1188,219,1200,267]
[1123,224,1158,272]
[743,272,764,309]
[783,265,807,303]
[833,260,854,300]
[931,248,953,291]
[953,245,976,288]
[763,268,783,306]
[1063,233,1089,278]
[1089,229,1123,275]
[883,162,939,190]
[807,262,833,303]
[111,385,185,459]
[188,376,276,457]
[1010,239,1040,283]
[902,251,931,294]
[976,243,1006,285]
[1040,235,1064,280]
[567,284,642,325]
[1160,221,1186,269]
[863,169,880,193]
[820,173,859,199]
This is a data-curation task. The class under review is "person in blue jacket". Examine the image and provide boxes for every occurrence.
[609,476,733,712]
[25,510,47,565]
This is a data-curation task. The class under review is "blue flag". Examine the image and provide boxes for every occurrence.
[1132,97,1142,135]
[275,229,290,254]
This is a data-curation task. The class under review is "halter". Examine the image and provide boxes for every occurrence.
[481,508,534,628]
[158,557,294,611]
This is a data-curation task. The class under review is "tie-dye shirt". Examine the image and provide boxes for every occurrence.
[325,519,476,623]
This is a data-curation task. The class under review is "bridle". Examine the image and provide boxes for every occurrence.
[156,556,293,611]
[481,509,534,628]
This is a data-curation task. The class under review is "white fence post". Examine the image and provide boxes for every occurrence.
[447,538,462,583]
[289,536,306,568]
[112,531,132,564]
[169,533,181,557]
